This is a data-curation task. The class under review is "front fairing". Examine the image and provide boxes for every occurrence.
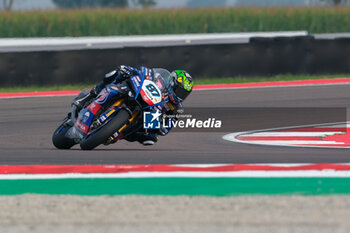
[70,86,120,139]
[131,67,171,109]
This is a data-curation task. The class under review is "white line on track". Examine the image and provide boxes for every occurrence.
[223,121,350,149]
[232,140,344,145]
[239,132,342,137]
[1,171,350,179]
[322,124,349,128]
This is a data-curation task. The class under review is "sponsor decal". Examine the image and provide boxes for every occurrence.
[143,80,162,104]
[140,80,162,105]
[131,76,140,89]
[75,120,89,134]
[88,102,101,115]
[97,89,109,104]
[105,109,116,117]
[140,88,153,106]
[145,88,154,100]
[145,68,152,77]
[99,115,107,122]
[83,111,90,123]
[110,85,119,92]
[155,79,164,89]
[79,108,94,126]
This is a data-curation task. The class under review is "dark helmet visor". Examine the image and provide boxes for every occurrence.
[173,84,191,101]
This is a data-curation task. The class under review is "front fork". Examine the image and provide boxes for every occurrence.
[103,99,140,144]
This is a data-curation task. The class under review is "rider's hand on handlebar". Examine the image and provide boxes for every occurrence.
[118,65,135,79]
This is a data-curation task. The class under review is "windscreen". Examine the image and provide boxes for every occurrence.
[152,68,171,95]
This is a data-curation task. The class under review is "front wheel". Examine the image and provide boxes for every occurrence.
[80,109,130,150]
[52,121,77,149]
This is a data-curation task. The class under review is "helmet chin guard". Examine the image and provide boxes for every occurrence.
[169,70,193,102]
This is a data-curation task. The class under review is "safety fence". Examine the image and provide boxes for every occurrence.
[0,35,349,86]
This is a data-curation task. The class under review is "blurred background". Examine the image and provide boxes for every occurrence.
[1,0,350,11]
[1,0,350,88]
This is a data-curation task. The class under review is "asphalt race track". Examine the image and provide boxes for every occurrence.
[1,84,350,165]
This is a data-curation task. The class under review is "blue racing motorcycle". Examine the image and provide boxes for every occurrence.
[52,67,170,150]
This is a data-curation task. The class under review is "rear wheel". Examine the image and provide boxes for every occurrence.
[80,109,130,150]
[52,121,76,149]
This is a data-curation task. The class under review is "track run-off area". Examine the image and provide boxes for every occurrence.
[2,78,350,195]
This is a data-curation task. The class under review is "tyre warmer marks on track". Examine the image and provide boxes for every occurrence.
[2,78,350,99]
[1,164,350,195]
[224,122,350,148]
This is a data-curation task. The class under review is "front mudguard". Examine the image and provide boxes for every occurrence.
[52,116,77,149]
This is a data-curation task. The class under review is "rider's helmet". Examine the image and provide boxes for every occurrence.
[168,70,194,104]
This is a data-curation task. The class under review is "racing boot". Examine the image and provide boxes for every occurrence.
[141,133,158,146]
[142,140,156,146]
[124,132,158,146]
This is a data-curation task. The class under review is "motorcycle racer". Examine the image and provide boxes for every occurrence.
[73,65,194,145]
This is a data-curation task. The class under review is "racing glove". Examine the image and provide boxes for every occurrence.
[104,65,137,84]
[118,65,137,79]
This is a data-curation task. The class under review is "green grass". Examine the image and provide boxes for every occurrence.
[0,84,94,93]
[1,7,350,37]
[0,74,348,93]
[196,74,349,84]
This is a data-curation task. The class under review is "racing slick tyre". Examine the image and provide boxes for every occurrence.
[80,109,130,150]
[52,122,76,149]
